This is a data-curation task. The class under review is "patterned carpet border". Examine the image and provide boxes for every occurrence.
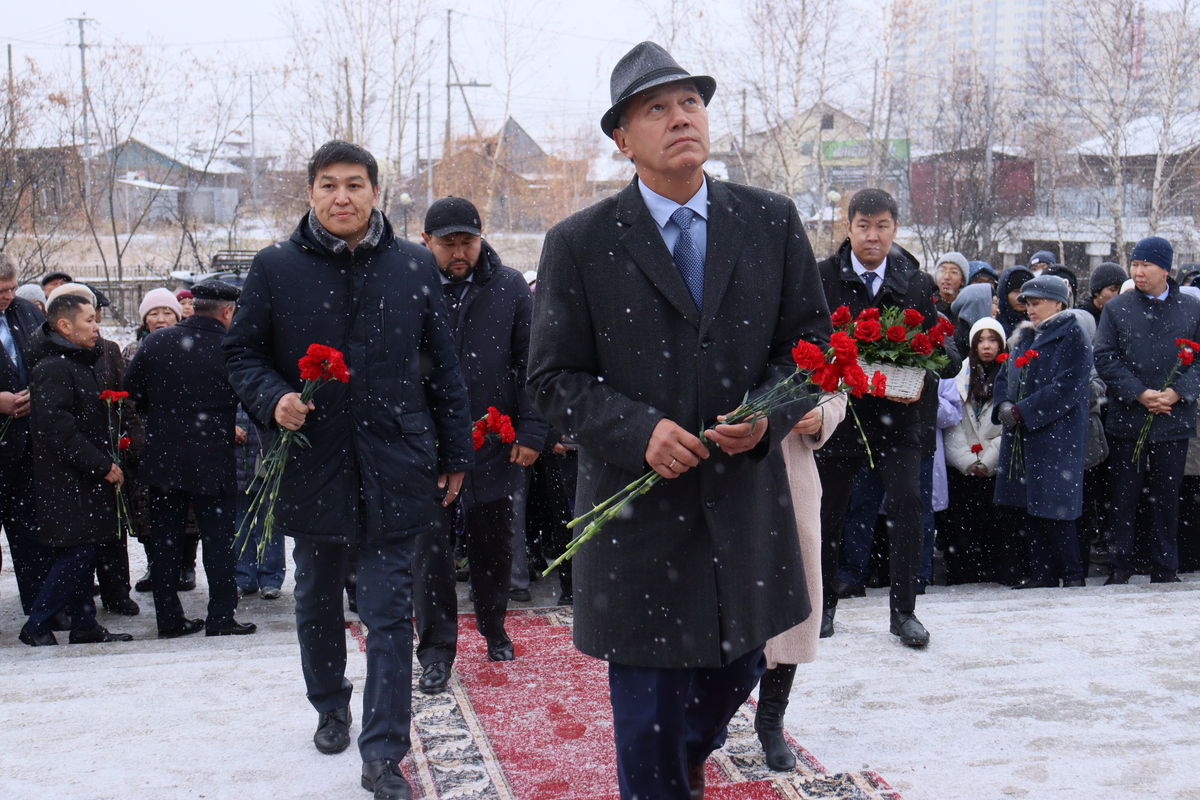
[346,610,902,800]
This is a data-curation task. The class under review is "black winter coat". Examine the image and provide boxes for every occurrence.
[529,176,829,669]
[1094,282,1200,441]
[126,315,240,496]
[224,212,473,544]
[440,241,547,508]
[816,239,938,457]
[27,326,118,547]
[0,297,45,466]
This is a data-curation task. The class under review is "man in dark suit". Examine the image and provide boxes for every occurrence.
[814,188,938,647]
[528,42,829,800]
[0,254,55,618]
[125,280,256,639]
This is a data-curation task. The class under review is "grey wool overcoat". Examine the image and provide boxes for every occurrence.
[527,176,832,669]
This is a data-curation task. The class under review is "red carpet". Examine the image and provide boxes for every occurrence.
[347,610,902,800]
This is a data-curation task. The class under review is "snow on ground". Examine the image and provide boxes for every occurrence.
[0,536,1197,799]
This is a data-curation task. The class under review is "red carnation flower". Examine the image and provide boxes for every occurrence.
[844,363,870,397]
[853,319,883,342]
[811,364,842,393]
[910,333,933,355]
[1015,356,1029,368]
[927,328,946,347]
[831,306,853,326]
[119,436,131,451]
[792,340,827,372]
[856,308,881,322]
[996,353,1009,363]
[830,331,859,364]
[1177,338,1193,349]
[1182,350,1195,366]
[871,371,887,397]
[903,309,925,328]
[499,421,517,444]
[971,443,983,455]
[298,343,350,383]
[1025,349,1040,360]
[486,406,505,433]
[472,420,487,451]
[99,390,130,403]
[886,325,908,343]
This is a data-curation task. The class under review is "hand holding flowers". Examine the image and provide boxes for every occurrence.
[1131,339,1199,462]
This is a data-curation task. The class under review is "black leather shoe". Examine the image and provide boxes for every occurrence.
[509,587,531,602]
[486,637,515,662]
[206,620,257,637]
[831,578,866,599]
[134,569,153,593]
[104,596,140,616]
[1062,578,1086,587]
[1151,573,1181,584]
[50,610,72,631]
[418,662,451,695]
[361,758,412,800]
[69,626,133,643]
[557,591,573,606]
[1104,571,1132,586]
[819,606,835,639]
[19,623,57,646]
[179,569,197,591]
[1013,578,1059,589]
[314,707,352,755]
[755,664,797,771]
[159,618,205,639]
[890,611,930,647]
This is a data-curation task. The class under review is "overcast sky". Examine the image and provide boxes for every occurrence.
[3,1,773,160]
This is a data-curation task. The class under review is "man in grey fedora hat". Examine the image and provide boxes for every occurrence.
[529,41,830,799]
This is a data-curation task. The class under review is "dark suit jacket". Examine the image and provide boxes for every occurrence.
[816,239,938,457]
[126,315,239,497]
[528,175,830,669]
[0,297,45,466]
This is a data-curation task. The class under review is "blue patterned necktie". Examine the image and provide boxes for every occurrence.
[862,270,878,299]
[670,207,704,312]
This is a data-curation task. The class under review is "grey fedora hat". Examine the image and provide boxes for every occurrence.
[600,41,716,138]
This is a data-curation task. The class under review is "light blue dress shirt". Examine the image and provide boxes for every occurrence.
[638,179,708,267]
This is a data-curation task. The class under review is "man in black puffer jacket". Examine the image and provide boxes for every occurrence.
[411,197,547,695]
[20,294,132,646]
[224,141,472,800]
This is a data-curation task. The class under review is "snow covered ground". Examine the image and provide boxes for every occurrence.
[0,538,1197,799]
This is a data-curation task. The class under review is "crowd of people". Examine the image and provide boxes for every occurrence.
[1,39,1197,800]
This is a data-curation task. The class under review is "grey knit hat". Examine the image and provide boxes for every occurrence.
[936,252,970,277]
[1087,262,1126,296]
[1018,275,1071,306]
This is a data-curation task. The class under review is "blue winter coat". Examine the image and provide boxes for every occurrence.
[993,313,1092,520]
[1093,282,1200,441]
[223,212,473,544]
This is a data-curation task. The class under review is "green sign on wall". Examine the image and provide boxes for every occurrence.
[821,138,911,161]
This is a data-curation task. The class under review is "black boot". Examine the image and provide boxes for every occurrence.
[755,664,797,771]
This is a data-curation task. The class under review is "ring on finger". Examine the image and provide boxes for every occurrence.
[669,457,678,470]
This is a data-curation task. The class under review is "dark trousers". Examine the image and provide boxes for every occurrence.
[293,536,417,762]
[839,466,883,586]
[27,545,99,635]
[0,460,54,614]
[413,497,514,665]
[1179,475,1200,572]
[1107,436,1187,577]
[147,488,238,633]
[95,538,131,605]
[941,471,1025,585]
[609,646,766,800]
[1023,514,1082,582]
[818,444,924,614]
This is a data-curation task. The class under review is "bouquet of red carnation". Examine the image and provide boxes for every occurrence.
[99,390,136,540]
[830,305,952,399]
[1004,349,1038,478]
[543,335,886,575]
[1131,339,1200,462]
[235,344,350,561]
[473,407,517,450]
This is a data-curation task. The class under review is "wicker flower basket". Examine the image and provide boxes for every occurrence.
[859,359,926,399]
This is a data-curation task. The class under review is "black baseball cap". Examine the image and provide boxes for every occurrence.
[424,197,482,238]
[190,279,241,302]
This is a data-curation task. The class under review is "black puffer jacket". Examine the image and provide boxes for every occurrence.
[224,211,473,544]
[27,325,118,547]
[439,241,547,508]
[0,297,46,465]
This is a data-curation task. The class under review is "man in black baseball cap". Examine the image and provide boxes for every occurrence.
[413,196,547,693]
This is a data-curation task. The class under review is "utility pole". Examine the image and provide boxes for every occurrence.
[343,58,354,141]
[69,16,92,198]
[6,45,14,141]
[427,75,434,204]
[249,74,257,206]
[448,60,489,144]
[415,92,420,181]
[445,9,452,158]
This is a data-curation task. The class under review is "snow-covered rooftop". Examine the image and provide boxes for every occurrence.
[1073,113,1200,158]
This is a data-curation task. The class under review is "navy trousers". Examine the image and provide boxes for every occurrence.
[608,646,767,800]
[1107,436,1187,578]
[0,460,54,614]
[1023,514,1083,583]
[27,545,99,635]
[147,488,239,633]
[293,535,417,762]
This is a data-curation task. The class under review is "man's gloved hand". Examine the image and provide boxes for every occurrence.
[997,402,1020,429]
